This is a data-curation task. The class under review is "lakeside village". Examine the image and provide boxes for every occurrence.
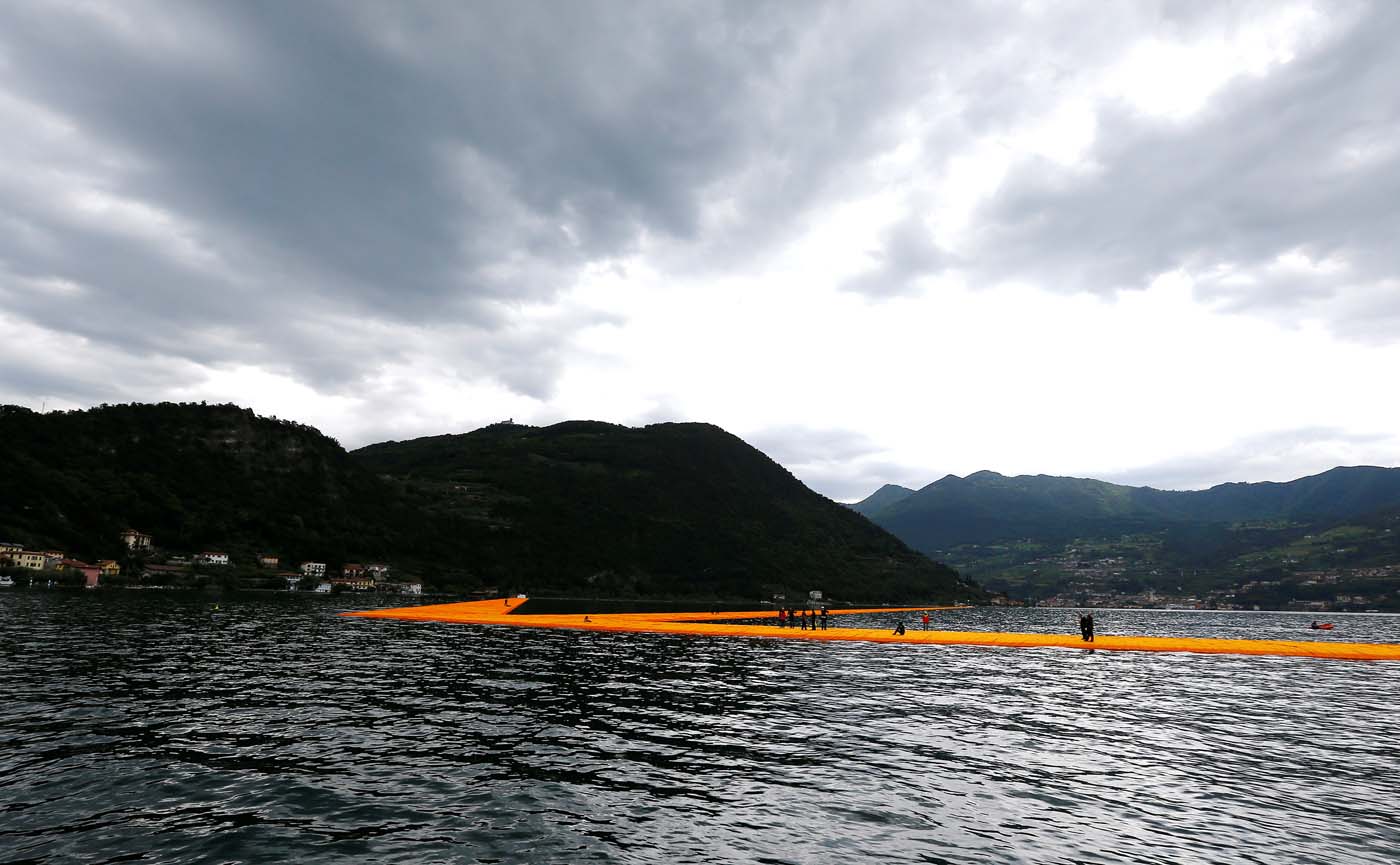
[1022,552,1398,613]
[0,529,423,595]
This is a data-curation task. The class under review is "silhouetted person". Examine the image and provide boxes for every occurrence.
[1081,613,1095,643]
[921,612,930,631]
[821,607,829,630]
[778,608,786,628]
[892,621,906,636]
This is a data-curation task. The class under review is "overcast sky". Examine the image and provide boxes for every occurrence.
[3,0,1399,501]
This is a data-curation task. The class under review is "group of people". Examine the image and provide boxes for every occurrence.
[777,606,829,630]
[1078,612,1095,642]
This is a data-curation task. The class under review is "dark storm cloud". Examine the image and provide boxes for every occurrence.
[0,0,1002,407]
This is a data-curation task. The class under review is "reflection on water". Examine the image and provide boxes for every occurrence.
[2,592,1398,864]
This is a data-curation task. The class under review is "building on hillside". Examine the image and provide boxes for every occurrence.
[14,551,63,570]
[0,541,22,557]
[281,572,303,590]
[301,561,326,577]
[143,563,191,581]
[60,559,101,588]
[366,563,391,580]
[342,563,365,579]
[257,554,280,569]
[314,582,332,593]
[196,552,230,566]
[120,530,152,551]
[400,582,422,595]
[97,560,121,577]
[330,575,374,592]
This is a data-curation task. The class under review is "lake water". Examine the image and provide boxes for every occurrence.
[3,591,1398,864]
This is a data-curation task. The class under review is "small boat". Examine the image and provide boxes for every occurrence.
[0,575,14,587]
[1309,621,1334,630]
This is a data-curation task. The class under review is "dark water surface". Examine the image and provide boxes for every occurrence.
[3,592,1398,864]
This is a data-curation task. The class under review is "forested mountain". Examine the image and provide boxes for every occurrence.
[857,467,1400,552]
[351,420,977,601]
[0,404,976,602]
[849,483,915,517]
[851,467,1400,603]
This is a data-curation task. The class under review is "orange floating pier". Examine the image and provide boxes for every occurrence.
[341,598,1400,662]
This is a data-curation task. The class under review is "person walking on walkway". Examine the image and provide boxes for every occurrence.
[921,612,931,631]
[821,607,829,630]
[778,607,786,629]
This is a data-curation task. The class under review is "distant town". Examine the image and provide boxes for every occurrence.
[994,549,1398,613]
[0,529,423,595]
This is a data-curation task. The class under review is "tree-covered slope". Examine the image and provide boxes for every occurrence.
[0,403,438,567]
[849,483,915,517]
[860,467,1400,553]
[0,404,976,602]
[352,420,979,602]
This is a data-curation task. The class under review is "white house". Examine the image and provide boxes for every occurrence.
[301,561,327,577]
[197,552,230,566]
[120,529,152,550]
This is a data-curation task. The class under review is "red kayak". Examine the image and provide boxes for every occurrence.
[1310,622,1335,630]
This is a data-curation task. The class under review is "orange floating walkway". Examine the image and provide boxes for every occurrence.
[341,598,1400,662]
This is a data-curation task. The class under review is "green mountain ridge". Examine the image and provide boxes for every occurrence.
[848,483,914,517]
[0,403,976,603]
[855,466,1400,549]
[852,467,1400,606]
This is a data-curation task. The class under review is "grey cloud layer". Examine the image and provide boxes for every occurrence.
[3,0,1397,499]
[856,2,1400,340]
[0,0,994,405]
[1099,426,1397,491]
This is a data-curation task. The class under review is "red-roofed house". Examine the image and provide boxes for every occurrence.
[60,559,101,588]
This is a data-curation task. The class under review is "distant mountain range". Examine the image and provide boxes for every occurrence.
[0,403,976,603]
[851,468,1400,604]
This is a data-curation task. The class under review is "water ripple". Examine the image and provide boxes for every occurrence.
[2,592,1398,864]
